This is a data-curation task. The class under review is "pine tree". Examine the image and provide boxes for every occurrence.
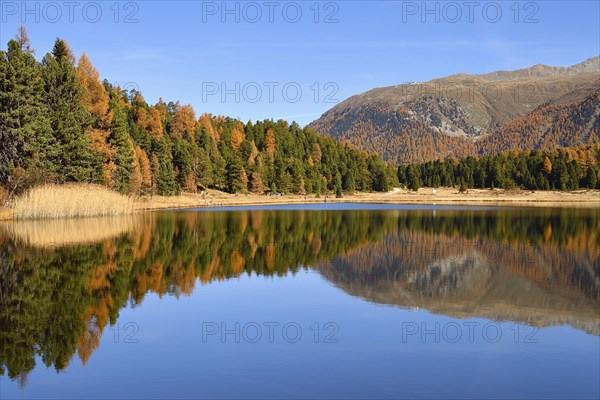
[566,161,581,190]
[489,158,503,188]
[290,160,306,194]
[172,139,193,189]
[368,156,389,192]
[397,165,407,186]
[110,106,135,194]
[0,37,54,189]
[193,147,213,189]
[552,157,568,190]
[344,170,356,193]
[406,164,421,191]
[278,171,292,194]
[209,143,226,189]
[42,39,100,182]
[458,178,467,193]
[582,166,597,189]
[334,171,343,198]
[225,154,244,193]
[154,140,177,196]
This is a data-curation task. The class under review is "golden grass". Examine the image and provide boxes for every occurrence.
[11,184,134,220]
[1,215,142,248]
[0,208,13,221]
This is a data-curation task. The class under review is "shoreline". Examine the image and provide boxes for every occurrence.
[1,187,598,221]
[135,187,600,212]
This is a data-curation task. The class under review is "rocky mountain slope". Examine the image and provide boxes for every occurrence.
[309,57,600,163]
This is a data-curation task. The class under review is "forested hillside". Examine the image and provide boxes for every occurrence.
[310,57,600,164]
[477,90,600,155]
[0,30,397,199]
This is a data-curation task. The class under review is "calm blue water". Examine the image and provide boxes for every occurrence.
[1,205,598,399]
[180,202,503,212]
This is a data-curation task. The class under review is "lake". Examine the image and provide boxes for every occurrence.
[1,204,599,399]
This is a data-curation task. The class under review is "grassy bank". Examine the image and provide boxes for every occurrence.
[6,184,134,220]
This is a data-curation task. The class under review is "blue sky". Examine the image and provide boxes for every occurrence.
[1,1,599,126]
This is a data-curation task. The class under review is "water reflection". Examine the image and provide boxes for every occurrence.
[2,215,142,248]
[0,206,598,385]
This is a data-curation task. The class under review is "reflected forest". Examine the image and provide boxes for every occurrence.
[1,208,599,384]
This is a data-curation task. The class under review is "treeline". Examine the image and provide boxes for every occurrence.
[397,145,600,191]
[0,28,398,199]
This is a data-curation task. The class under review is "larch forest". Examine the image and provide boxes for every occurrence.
[1,28,599,202]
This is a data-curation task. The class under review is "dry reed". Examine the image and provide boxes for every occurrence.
[11,184,134,220]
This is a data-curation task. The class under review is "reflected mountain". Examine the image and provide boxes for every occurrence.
[317,228,599,335]
[0,207,598,384]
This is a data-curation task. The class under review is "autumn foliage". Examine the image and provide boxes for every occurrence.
[0,29,396,199]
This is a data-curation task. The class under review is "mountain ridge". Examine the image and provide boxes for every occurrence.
[309,57,600,164]
[452,56,600,81]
